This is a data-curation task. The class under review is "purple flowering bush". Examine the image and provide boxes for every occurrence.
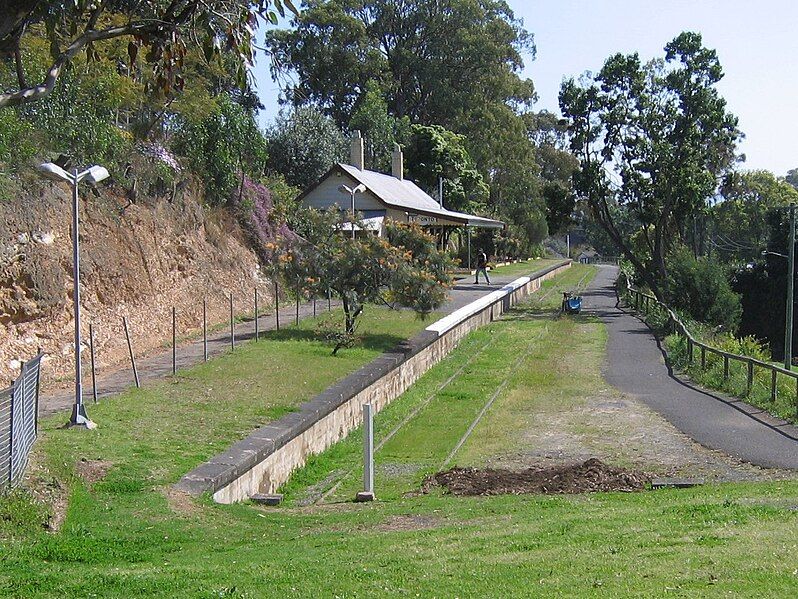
[232,175,295,262]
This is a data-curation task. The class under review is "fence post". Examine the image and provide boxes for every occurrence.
[254,288,259,342]
[275,281,280,331]
[747,359,754,396]
[700,346,706,370]
[172,307,177,375]
[122,317,140,388]
[771,369,778,403]
[202,298,208,362]
[795,376,798,419]
[723,355,729,381]
[89,323,98,404]
[229,292,235,351]
[295,277,300,326]
[687,338,693,363]
[328,287,332,311]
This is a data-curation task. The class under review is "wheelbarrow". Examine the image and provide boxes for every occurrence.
[561,291,582,315]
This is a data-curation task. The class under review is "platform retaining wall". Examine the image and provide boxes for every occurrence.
[176,260,571,503]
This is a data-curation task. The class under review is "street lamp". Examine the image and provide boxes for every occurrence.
[339,183,366,240]
[38,162,109,429]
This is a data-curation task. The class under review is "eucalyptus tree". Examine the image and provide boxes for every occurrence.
[0,0,296,107]
[559,32,740,296]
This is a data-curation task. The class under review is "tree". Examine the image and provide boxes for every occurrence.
[786,168,798,190]
[0,1,295,107]
[404,124,488,213]
[273,209,453,354]
[559,32,741,296]
[175,94,268,205]
[266,0,534,130]
[349,80,410,172]
[266,105,347,189]
[710,170,798,263]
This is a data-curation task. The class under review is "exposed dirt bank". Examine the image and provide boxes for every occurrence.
[0,179,271,391]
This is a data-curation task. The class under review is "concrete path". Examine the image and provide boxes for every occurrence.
[40,263,547,417]
[586,265,798,470]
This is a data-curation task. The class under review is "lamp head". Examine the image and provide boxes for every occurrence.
[37,162,72,183]
[82,165,110,184]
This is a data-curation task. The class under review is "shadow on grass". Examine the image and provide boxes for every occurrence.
[253,326,409,354]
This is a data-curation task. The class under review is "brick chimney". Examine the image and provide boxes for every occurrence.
[392,143,404,180]
[350,130,364,170]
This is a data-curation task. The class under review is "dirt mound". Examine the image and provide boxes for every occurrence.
[424,458,649,496]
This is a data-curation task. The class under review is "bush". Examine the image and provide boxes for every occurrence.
[665,247,742,332]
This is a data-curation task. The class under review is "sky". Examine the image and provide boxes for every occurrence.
[250,0,798,176]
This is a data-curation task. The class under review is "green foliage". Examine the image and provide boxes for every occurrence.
[274,209,453,353]
[267,0,535,129]
[0,1,294,108]
[175,94,268,205]
[665,247,742,331]
[348,80,411,172]
[711,170,798,263]
[405,124,488,213]
[0,108,37,167]
[266,106,347,189]
[560,32,741,295]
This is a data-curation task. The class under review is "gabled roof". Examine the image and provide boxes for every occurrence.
[299,163,504,229]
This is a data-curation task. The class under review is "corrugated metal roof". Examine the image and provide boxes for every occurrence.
[337,164,504,229]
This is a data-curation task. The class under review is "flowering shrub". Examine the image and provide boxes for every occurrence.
[232,176,295,262]
[273,210,454,354]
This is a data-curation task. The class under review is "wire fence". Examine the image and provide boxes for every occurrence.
[0,353,43,492]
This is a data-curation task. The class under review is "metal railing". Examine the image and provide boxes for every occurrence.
[0,354,43,491]
[622,277,798,419]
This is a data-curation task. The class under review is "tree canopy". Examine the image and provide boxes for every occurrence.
[560,32,741,295]
[0,0,296,107]
[266,0,534,129]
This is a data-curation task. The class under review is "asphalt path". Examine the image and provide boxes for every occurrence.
[587,265,798,470]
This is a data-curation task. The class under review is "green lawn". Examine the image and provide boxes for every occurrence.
[486,257,562,278]
[1,266,796,598]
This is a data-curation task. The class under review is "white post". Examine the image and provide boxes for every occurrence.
[566,233,570,258]
[356,403,375,502]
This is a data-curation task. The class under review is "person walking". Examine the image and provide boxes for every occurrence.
[475,248,491,285]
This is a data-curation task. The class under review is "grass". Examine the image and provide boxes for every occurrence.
[1,266,796,597]
[486,257,562,278]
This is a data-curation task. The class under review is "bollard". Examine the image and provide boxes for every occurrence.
[123,316,140,388]
[355,403,375,502]
[89,323,98,404]
[172,307,177,375]
[202,298,208,362]
[255,288,259,342]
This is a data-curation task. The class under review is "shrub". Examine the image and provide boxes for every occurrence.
[665,247,742,332]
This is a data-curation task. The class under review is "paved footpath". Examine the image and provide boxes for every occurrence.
[587,265,798,470]
[40,266,535,417]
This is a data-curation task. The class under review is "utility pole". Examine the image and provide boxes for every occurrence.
[785,204,796,370]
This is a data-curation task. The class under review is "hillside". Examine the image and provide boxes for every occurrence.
[0,179,272,391]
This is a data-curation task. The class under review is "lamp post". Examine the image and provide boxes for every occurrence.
[339,183,366,240]
[38,162,109,429]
